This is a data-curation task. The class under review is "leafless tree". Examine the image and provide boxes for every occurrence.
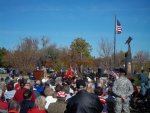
[41,36,49,48]
[4,37,40,74]
[133,50,150,71]
[98,38,113,69]
[115,51,125,67]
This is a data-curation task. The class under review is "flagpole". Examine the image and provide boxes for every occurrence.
[114,15,116,68]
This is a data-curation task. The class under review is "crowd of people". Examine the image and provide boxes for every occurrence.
[0,67,150,113]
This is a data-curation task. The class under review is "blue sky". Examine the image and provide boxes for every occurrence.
[0,0,150,57]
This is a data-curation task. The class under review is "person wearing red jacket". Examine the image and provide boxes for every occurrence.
[13,80,35,102]
[0,99,8,111]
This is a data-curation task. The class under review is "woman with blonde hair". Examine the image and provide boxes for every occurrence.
[28,96,46,113]
[86,82,95,93]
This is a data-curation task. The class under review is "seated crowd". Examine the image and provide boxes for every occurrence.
[0,71,134,113]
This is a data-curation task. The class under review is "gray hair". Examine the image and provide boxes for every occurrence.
[35,96,46,110]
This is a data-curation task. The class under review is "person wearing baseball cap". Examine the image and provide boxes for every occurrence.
[47,85,67,113]
[112,68,134,113]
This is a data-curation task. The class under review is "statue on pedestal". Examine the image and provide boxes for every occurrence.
[125,36,133,76]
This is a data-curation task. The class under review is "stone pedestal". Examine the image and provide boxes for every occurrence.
[125,45,133,76]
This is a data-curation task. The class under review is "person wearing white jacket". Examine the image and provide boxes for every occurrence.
[44,87,57,109]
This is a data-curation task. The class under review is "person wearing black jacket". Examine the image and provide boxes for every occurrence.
[20,89,35,113]
[64,79,103,113]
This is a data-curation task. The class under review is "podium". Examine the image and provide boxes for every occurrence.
[33,70,44,80]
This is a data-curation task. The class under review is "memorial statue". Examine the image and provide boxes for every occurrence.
[125,36,133,76]
[125,36,132,46]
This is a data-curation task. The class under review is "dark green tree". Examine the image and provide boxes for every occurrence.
[0,47,9,67]
[70,38,92,72]
[70,37,92,58]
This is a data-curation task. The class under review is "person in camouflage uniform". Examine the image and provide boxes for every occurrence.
[112,68,133,113]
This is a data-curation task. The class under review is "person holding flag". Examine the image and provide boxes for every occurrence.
[64,66,74,79]
[67,66,73,79]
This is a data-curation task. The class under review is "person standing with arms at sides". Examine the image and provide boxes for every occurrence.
[147,68,150,94]
[112,68,133,113]
[139,69,148,99]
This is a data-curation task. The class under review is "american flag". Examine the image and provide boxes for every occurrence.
[116,19,122,34]
[56,91,66,98]
[104,69,118,77]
